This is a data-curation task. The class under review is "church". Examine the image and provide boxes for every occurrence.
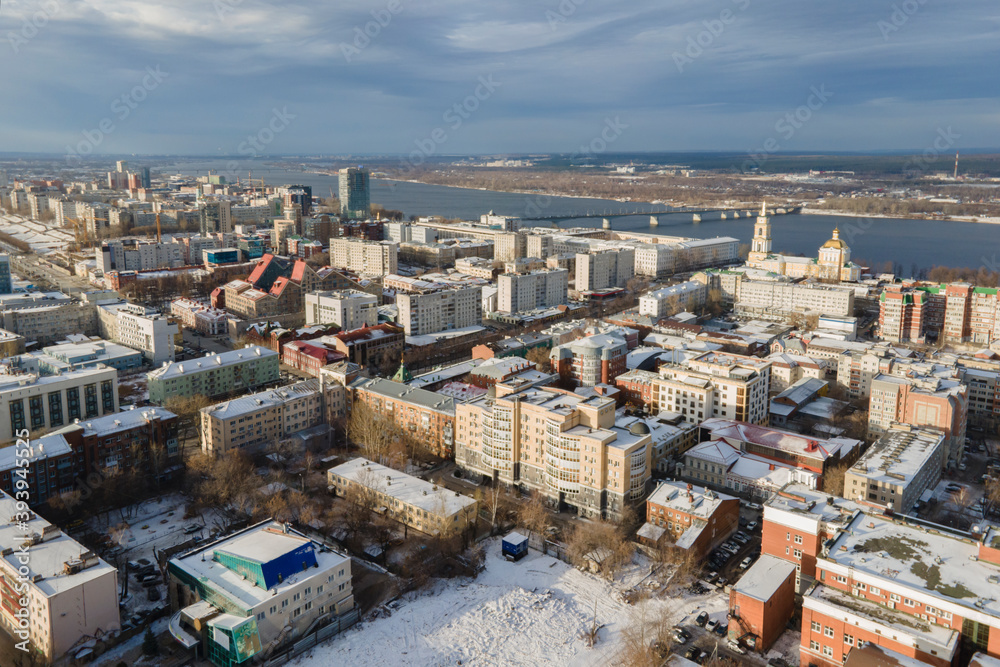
[746,203,862,282]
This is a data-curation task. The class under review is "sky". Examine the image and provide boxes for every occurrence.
[1,0,998,157]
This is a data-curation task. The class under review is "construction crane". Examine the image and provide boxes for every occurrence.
[65,217,89,248]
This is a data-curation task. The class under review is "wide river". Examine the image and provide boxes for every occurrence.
[167,160,1000,272]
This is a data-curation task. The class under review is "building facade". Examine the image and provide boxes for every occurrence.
[497,269,568,314]
[147,346,280,403]
[305,290,378,330]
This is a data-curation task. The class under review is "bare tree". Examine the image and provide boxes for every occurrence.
[525,346,552,373]
[347,401,398,465]
[565,520,633,581]
[822,462,851,499]
[517,491,550,548]
[476,484,515,536]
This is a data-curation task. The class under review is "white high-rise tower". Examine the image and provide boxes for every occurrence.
[747,202,772,264]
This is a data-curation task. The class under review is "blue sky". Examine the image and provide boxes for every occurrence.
[1,0,998,156]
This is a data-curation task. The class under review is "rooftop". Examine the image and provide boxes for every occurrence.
[848,425,945,490]
[354,377,456,414]
[733,554,797,602]
[329,458,476,517]
[0,491,116,597]
[647,481,737,521]
[203,379,320,420]
[147,346,277,381]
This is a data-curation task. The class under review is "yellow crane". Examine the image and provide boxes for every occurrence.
[65,217,89,248]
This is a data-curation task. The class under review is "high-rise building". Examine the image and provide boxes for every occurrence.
[139,166,151,188]
[305,290,379,330]
[115,160,128,173]
[339,167,370,219]
[328,238,397,277]
[497,268,568,314]
[576,248,635,291]
[280,184,313,217]
[198,199,233,236]
[0,254,11,294]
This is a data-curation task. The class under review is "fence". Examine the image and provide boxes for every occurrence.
[262,607,361,666]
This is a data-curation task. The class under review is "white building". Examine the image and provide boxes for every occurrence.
[97,302,176,365]
[328,238,398,277]
[497,268,568,314]
[305,290,378,330]
[638,281,706,319]
[652,352,772,425]
[0,366,119,444]
[736,280,855,320]
[576,248,635,291]
[0,492,120,662]
[170,298,228,336]
[96,239,185,273]
[168,521,354,664]
[396,285,482,335]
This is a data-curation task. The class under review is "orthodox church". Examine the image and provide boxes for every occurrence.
[746,204,861,281]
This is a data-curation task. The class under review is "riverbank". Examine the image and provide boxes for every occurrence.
[801,206,1000,225]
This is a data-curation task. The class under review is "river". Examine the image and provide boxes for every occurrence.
[166,160,1000,272]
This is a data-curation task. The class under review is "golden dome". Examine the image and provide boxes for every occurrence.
[821,227,848,249]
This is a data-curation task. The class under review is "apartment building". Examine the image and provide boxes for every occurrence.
[0,493,120,662]
[736,280,855,320]
[96,238,186,273]
[638,281,706,319]
[766,352,829,393]
[395,285,482,336]
[455,385,652,520]
[761,484,864,593]
[97,301,176,365]
[550,333,628,387]
[843,424,944,512]
[729,555,798,652]
[879,284,930,342]
[147,346,280,403]
[497,268,568,314]
[328,458,478,534]
[200,379,324,455]
[198,199,233,235]
[168,521,354,666]
[454,256,499,280]
[0,302,98,346]
[0,328,25,358]
[305,290,378,330]
[329,238,397,277]
[0,254,11,294]
[652,352,772,425]
[350,377,456,457]
[637,482,739,558]
[170,298,228,336]
[868,373,967,465]
[0,366,119,443]
[800,511,1000,666]
[576,248,635,292]
[328,324,405,369]
[878,282,1000,345]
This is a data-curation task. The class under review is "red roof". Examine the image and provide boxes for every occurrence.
[291,260,306,283]
[270,276,291,296]
[247,254,275,285]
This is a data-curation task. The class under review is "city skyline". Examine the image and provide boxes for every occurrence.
[0,0,997,156]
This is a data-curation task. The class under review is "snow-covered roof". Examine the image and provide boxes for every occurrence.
[733,555,796,602]
[328,458,476,518]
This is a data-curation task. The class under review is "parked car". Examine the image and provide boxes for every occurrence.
[706,619,719,633]
[146,586,161,602]
[733,533,750,545]
[714,621,727,636]
[673,628,691,644]
[747,521,758,532]
[747,502,762,510]
[728,640,747,654]
[696,611,709,627]
[739,556,753,570]
[183,524,202,535]
[684,647,698,661]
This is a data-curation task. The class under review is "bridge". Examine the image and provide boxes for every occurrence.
[522,205,761,228]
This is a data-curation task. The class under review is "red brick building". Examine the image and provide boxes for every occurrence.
[281,340,347,377]
[637,482,739,559]
[349,377,456,458]
[728,555,797,652]
[615,369,658,408]
[550,334,627,388]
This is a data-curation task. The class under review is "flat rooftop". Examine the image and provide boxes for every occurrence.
[849,425,945,488]
[329,458,476,517]
[734,554,796,602]
[0,492,116,597]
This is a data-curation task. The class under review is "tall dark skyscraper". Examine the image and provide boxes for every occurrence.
[338,167,370,220]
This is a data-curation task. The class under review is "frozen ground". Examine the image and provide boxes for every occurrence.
[290,539,730,667]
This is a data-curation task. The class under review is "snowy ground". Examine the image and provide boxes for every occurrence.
[290,539,730,667]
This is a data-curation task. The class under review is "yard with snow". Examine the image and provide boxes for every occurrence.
[289,538,737,667]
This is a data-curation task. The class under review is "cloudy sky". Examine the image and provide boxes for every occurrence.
[2,0,998,156]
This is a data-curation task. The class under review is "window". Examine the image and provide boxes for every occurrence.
[822,645,833,657]
[811,621,821,632]
[844,634,854,645]
[890,593,901,602]
[824,626,834,638]
[793,549,802,560]
[810,640,820,651]
[794,534,803,544]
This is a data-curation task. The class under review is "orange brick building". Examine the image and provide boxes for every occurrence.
[728,555,797,652]
[637,482,739,558]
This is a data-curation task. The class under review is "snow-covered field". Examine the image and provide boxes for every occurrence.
[291,539,729,667]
